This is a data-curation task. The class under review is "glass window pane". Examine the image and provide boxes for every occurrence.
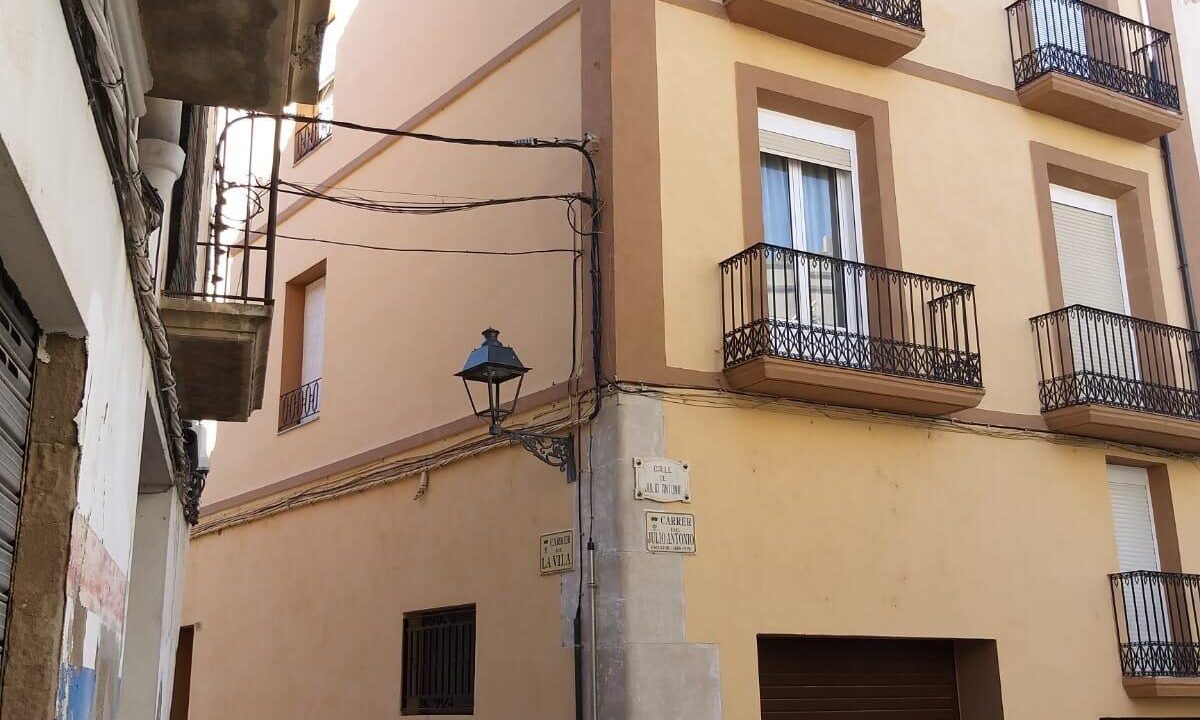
[760,153,792,247]
[800,162,839,256]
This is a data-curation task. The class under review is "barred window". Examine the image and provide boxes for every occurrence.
[401,605,476,715]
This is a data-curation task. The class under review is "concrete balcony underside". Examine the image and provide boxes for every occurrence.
[139,0,330,111]
[159,298,270,422]
[724,356,985,416]
[724,0,924,66]
[1042,404,1200,453]
[1017,73,1183,143]
[1123,676,1200,698]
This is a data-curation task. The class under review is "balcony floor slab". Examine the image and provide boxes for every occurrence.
[724,356,984,416]
[1124,676,1200,698]
[159,297,271,422]
[724,0,924,66]
[1041,404,1200,453]
[1017,72,1183,143]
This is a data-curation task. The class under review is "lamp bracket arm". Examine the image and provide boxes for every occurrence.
[503,429,575,481]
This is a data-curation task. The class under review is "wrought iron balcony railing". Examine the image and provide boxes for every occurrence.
[830,0,923,30]
[720,244,982,387]
[1031,306,1200,419]
[293,118,332,164]
[164,109,279,304]
[279,378,321,431]
[1006,0,1180,110]
[1111,571,1200,677]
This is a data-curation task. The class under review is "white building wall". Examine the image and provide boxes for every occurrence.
[1176,0,1200,149]
[0,0,183,717]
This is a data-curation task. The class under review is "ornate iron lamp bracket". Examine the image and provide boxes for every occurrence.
[505,429,575,482]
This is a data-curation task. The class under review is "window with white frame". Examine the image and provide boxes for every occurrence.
[758,109,867,335]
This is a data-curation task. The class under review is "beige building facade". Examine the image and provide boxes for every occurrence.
[184,0,1200,718]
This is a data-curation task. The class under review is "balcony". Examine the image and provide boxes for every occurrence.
[1110,571,1200,697]
[294,119,333,164]
[1006,0,1182,142]
[158,112,278,422]
[278,379,321,432]
[724,0,924,66]
[1031,306,1200,452]
[720,244,984,415]
[138,0,330,112]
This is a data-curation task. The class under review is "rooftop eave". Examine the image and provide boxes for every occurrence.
[138,0,331,112]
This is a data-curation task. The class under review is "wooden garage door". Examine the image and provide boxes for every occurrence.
[758,637,960,719]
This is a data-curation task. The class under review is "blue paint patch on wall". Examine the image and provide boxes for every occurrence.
[57,664,97,720]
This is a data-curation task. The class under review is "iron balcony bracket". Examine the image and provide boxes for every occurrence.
[504,429,576,482]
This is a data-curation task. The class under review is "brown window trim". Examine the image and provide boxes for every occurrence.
[1030,142,1166,322]
[279,260,326,432]
[735,62,902,269]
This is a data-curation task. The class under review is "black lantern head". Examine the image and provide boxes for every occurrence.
[457,329,530,434]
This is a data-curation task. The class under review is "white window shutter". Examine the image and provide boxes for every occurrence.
[759,130,852,172]
[1052,201,1127,313]
[301,277,326,385]
[1107,465,1161,574]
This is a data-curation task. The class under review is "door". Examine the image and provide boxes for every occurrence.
[0,275,38,676]
[1051,185,1139,391]
[758,636,960,718]
[1108,465,1165,647]
[758,110,867,362]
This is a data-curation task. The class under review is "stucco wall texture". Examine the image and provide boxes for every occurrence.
[183,445,575,719]
[203,9,583,506]
[187,0,1200,718]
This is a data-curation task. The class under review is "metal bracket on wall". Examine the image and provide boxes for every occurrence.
[506,430,575,482]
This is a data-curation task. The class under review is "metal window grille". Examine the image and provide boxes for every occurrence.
[828,0,923,30]
[1006,0,1180,110]
[1030,306,1200,419]
[402,605,476,715]
[720,243,983,388]
[278,378,321,431]
[1110,571,1200,677]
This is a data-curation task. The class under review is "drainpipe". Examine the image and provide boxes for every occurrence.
[1142,0,1199,334]
[1160,132,1200,335]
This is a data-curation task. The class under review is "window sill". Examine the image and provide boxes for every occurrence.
[293,132,332,166]
[1124,676,1200,698]
[277,413,319,436]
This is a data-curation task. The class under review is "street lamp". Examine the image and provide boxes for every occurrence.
[457,329,575,480]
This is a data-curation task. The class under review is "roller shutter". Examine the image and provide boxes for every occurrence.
[758,636,960,719]
[0,273,38,669]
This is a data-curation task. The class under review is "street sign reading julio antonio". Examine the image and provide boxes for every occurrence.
[645,511,696,554]
[633,457,690,503]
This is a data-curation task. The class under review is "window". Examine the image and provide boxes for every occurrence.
[758,110,862,260]
[402,605,476,715]
[293,0,346,163]
[1050,185,1139,385]
[279,264,325,431]
[758,109,867,343]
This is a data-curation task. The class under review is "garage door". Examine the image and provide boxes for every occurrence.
[758,637,960,719]
[0,273,38,670]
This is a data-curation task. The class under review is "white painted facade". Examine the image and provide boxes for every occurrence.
[0,0,200,717]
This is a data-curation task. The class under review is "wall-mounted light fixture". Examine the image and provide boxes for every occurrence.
[457,329,574,480]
